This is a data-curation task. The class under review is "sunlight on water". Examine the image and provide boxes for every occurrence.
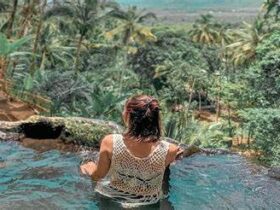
[1,141,280,210]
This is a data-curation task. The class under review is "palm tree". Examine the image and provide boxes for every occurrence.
[44,0,118,72]
[262,0,280,19]
[105,6,157,95]
[226,19,267,66]
[189,14,222,45]
[106,6,157,47]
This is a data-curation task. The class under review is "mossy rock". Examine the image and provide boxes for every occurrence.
[0,116,232,156]
[0,116,123,147]
[61,120,115,147]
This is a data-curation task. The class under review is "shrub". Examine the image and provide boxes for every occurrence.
[239,108,280,165]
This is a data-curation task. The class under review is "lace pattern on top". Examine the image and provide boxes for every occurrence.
[95,134,169,206]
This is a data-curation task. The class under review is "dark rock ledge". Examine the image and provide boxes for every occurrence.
[268,167,280,180]
[0,116,233,158]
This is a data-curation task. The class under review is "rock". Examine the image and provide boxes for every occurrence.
[0,131,6,140]
[163,138,202,157]
[0,116,122,147]
[268,167,280,180]
[0,121,23,132]
[182,145,201,157]
[201,148,233,155]
[0,130,21,141]
[0,116,233,156]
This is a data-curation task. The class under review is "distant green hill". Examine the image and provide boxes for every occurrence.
[116,0,263,11]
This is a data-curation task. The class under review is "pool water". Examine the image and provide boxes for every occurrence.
[1,140,280,210]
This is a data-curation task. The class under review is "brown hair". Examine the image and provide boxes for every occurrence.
[123,95,161,142]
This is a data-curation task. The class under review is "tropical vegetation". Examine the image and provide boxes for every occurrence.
[0,0,279,166]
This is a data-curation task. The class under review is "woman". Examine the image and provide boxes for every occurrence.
[80,95,183,206]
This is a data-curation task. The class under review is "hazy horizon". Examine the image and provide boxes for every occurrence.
[116,0,263,11]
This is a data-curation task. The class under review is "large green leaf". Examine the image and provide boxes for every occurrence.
[0,33,31,56]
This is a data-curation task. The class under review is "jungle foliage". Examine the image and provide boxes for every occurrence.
[0,0,279,165]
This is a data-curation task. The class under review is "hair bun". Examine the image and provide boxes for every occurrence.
[124,95,161,142]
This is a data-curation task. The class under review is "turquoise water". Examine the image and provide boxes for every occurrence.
[1,140,280,209]
[116,0,262,11]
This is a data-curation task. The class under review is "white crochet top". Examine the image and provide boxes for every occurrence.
[95,134,169,206]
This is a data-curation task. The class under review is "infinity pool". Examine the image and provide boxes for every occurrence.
[1,141,280,210]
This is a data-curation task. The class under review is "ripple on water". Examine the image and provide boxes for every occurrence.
[1,141,280,210]
[169,154,280,210]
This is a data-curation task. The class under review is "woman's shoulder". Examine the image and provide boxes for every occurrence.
[100,133,124,148]
[160,139,180,151]
[100,134,114,150]
[102,133,122,140]
[160,140,181,166]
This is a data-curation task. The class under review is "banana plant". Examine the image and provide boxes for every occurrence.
[0,33,31,84]
[37,22,76,70]
[0,33,30,77]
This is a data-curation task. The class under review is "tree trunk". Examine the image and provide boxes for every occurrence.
[17,0,37,38]
[39,49,47,70]
[216,76,221,122]
[6,0,18,38]
[74,34,84,73]
[198,90,202,112]
[0,57,8,93]
[0,57,5,80]
[186,79,196,120]
[227,102,232,137]
[30,0,47,74]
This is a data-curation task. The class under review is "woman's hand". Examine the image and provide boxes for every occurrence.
[80,161,97,176]
[79,135,113,181]
[175,147,184,160]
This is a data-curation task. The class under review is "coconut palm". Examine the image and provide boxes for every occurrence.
[226,19,267,66]
[44,0,118,72]
[105,6,157,95]
[106,6,157,47]
[189,14,223,45]
[217,26,233,47]
[262,0,280,19]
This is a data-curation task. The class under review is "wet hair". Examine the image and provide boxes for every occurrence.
[123,95,161,142]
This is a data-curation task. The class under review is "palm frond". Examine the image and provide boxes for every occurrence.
[138,12,157,23]
[108,9,129,21]
[44,5,74,20]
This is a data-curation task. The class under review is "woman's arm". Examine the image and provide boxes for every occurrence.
[165,143,184,167]
[80,135,113,181]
